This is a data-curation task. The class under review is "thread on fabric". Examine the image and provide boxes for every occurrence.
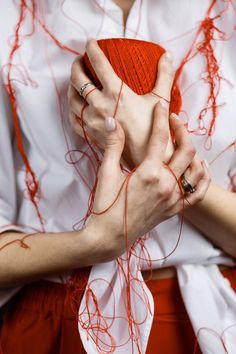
[76,38,186,353]
[1,1,235,353]
[174,0,231,149]
[5,0,45,231]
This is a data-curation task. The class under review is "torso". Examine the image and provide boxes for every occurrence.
[0,0,235,274]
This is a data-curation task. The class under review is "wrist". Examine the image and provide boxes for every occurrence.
[84,217,122,263]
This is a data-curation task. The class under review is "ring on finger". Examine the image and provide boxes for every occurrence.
[180,175,195,194]
[79,82,95,98]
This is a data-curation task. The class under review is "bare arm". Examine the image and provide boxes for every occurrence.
[0,103,208,289]
[0,224,104,288]
[184,182,236,258]
[69,40,235,259]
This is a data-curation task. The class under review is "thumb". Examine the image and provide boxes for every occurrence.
[102,117,125,169]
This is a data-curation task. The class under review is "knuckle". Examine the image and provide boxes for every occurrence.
[185,144,196,158]
[192,189,205,203]
[93,101,108,117]
[140,168,161,184]
[196,192,204,203]
[87,119,99,132]
[193,164,204,181]
[161,184,173,199]
[107,86,119,100]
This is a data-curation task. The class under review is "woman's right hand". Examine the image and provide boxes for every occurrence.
[87,100,210,261]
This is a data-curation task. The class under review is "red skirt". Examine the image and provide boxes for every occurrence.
[1,267,236,354]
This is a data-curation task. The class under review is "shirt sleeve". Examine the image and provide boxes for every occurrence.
[0,77,23,306]
[0,77,24,233]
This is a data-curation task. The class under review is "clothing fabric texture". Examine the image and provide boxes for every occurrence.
[1,268,236,354]
[2,268,234,354]
[0,1,236,353]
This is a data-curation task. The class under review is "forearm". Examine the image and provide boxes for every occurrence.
[0,224,105,288]
[184,182,236,258]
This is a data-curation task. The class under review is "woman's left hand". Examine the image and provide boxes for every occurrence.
[68,39,175,167]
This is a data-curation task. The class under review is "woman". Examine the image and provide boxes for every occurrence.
[0,1,235,353]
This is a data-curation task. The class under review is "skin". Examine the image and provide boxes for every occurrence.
[68,39,236,261]
[112,0,236,257]
[0,90,209,288]
[112,0,135,26]
[0,0,229,288]
[113,0,236,259]
[69,42,176,168]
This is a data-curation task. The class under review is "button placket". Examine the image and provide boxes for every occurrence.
[98,1,124,38]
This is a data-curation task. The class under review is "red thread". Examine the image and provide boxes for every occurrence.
[84,86,98,101]
[79,39,186,352]
[174,0,230,148]
[5,0,45,231]
[1,3,235,353]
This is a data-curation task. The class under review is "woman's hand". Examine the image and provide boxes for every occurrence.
[86,101,210,260]
[68,39,175,168]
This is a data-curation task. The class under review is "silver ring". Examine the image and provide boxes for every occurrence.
[79,82,94,98]
[181,175,195,194]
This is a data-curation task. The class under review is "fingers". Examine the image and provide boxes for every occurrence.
[144,99,169,168]
[168,114,196,178]
[184,156,205,189]
[184,160,211,206]
[69,111,86,137]
[152,51,175,102]
[70,56,103,105]
[102,118,125,170]
[86,39,119,91]
[68,83,85,118]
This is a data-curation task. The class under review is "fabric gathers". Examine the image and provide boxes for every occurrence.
[0,1,236,353]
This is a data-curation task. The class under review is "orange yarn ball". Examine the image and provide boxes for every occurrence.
[83,38,181,114]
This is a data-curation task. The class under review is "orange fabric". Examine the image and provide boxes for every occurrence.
[83,38,182,115]
[0,280,87,354]
[1,268,235,354]
[146,267,236,354]
[146,276,202,354]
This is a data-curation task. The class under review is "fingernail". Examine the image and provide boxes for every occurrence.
[105,117,116,132]
[203,159,209,168]
[164,51,173,62]
[170,113,179,119]
[159,99,168,109]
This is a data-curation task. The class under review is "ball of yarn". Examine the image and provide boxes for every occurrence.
[83,38,181,114]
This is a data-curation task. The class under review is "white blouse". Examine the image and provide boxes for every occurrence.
[0,1,236,353]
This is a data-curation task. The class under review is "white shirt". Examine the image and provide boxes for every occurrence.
[0,1,236,353]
